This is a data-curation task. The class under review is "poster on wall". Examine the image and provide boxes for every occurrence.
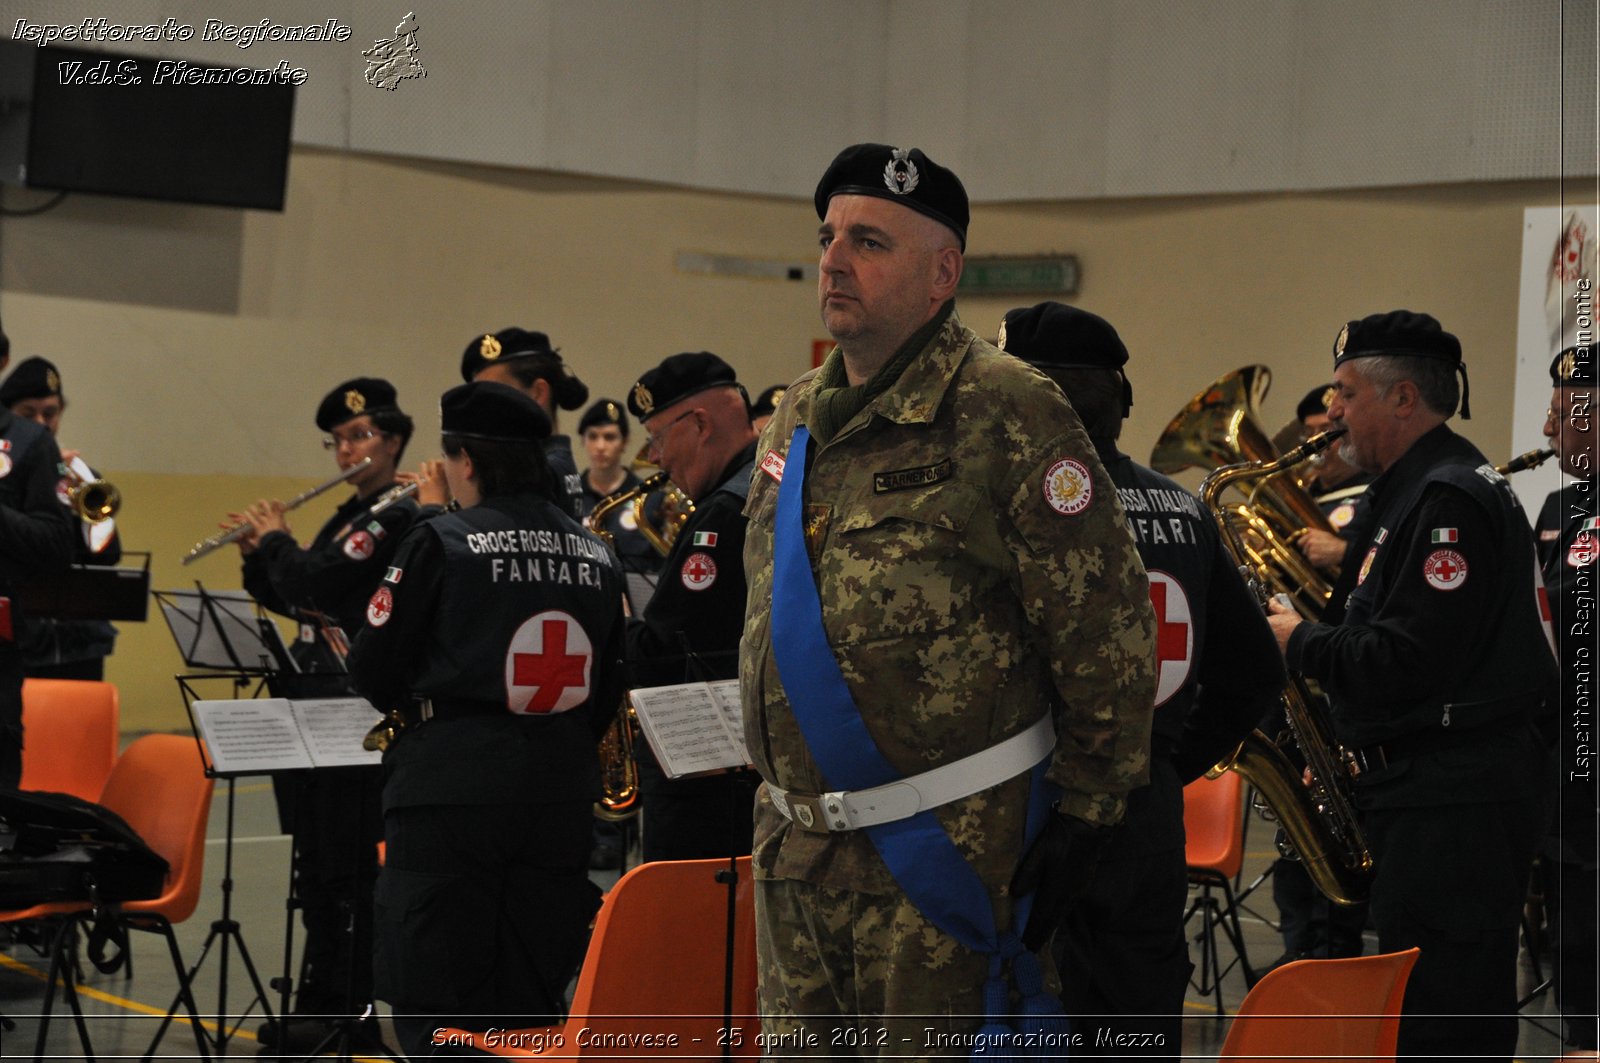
[1513,205,1598,514]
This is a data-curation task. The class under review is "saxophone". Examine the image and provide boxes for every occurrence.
[1200,428,1375,905]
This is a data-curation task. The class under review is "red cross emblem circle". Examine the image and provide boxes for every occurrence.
[1147,571,1194,708]
[343,530,375,561]
[366,586,394,627]
[681,551,718,591]
[1422,548,1468,591]
[504,610,593,715]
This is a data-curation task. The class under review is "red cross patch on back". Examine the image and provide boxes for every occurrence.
[504,610,592,715]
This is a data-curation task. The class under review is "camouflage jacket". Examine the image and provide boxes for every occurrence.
[740,312,1156,898]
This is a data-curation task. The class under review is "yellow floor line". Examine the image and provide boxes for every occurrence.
[0,950,387,1062]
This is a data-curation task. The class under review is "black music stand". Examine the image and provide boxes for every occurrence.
[140,584,290,1058]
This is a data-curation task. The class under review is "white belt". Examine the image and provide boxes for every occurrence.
[765,714,1056,833]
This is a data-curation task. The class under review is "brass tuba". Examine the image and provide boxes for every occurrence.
[1151,366,1339,620]
[1200,429,1374,906]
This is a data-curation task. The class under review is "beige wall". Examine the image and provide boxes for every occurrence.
[0,148,1569,732]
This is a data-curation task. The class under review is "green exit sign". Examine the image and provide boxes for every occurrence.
[957,256,1080,296]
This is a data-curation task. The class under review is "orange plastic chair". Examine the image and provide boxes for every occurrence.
[0,733,215,1062]
[1184,770,1258,1014]
[440,856,759,1059]
[1219,947,1420,1061]
[17,678,119,801]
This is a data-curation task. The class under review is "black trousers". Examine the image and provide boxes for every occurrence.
[0,644,21,789]
[1366,793,1542,1061]
[273,765,383,1013]
[1051,845,1190,1059]
[375,798,600,1061]
[1271,854,1369,957]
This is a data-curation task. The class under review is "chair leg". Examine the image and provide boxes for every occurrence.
[136,917,212,1062]
[31,916,97,1063]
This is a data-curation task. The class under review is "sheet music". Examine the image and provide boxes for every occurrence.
[629,679,748,779]
[193,698,312,774]
[291,698,383,767]
[192,697,382,774]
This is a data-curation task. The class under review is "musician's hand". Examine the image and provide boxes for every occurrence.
[409,460,450,508]
[224,511,260,554]
[60,448,81,465]
[1266,597,1301,654]
[1011,811,1117,951]
[244,499,290,538]
[1296,528,1347,571]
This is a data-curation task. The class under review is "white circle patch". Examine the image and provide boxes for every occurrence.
[681,551,718,591]
[343,530,375,560]
[366,586,394,627]
[504,610,592,715]
[1147,571,1194,708]
[1328,502,1357,531]
[1043,458,1093,516]
[1422,549,1468,591]
[0,453,12,479]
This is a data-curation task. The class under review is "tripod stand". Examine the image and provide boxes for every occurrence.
[136,672,286,1059]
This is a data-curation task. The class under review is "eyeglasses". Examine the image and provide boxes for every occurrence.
[643,409,696,454]
[322,429,384,450]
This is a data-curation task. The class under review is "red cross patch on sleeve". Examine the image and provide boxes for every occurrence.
[1422,549,1467,591]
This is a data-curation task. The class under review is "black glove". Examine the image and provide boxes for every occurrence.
[1009,810,1118,951]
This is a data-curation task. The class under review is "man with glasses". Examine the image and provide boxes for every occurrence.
[1265,312,1556,1060]
[1535,345,1599,1054]
[624,352,759,861]
[233,377,418,1055]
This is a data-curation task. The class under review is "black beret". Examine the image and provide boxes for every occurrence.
[814,144,969,251]
[1551,345,1597,386]
[628,352,740,420]
[750,384,787,419]
[1333,310,1470,418]
[0,356,63,407]
[997,302,1127,371]
[1332,311,1460,367]
[1297,384,1337,422]
[440,381,552,443]
[315,377,399,432]
[459,327,557,382]
[578,397,629,436]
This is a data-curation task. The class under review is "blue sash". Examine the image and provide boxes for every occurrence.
[769,427,1063,1047]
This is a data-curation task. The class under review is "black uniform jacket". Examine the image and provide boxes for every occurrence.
[1287,425,1558,806]
[1103,448,1285,854]
[1535,483,1599,866]
[17,459,122,668]
[0,411,74,596]
[547,436,583,520]
[625,442,757,688]
[243,485,418,677]
[348,492,627,809]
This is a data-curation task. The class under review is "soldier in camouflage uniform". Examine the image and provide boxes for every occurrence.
[740,144,1156,1053]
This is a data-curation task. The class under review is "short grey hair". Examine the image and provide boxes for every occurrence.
[1353,355,1459,418]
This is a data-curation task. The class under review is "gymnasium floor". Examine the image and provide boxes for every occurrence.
[0,769,1579,1061]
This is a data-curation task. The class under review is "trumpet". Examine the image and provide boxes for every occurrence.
[64,468,120,524]
[1497,447,1556,475]
[181,458,372,565]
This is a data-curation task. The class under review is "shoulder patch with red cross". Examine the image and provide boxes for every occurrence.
[681,551,717,591]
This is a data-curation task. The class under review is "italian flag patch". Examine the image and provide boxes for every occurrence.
[693,531,719,547]
[1431,528,1458,543]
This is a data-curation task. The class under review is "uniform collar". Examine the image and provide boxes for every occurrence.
[795,308,973,435]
